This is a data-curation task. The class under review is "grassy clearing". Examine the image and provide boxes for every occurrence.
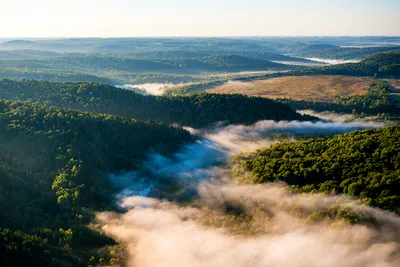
[207,75,376,103]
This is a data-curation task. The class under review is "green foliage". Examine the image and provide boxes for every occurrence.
[163,81,226,96]
[234,126,400,213]
[0,66,113,84]
[0,79,311,127]
[0,228,55,267]
[0,54,289,79]
[0,99,191,266]
[294,46,400,60]
[313,50,400,77]
[160,55,288,72]
[335,81,391,108]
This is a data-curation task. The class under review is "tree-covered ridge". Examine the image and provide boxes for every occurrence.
[313,50,400,77]
[0,99,191,266]
[159,55,288,71]
[0,54,290,76]
[129,50,314,63]
[0,79,312,127]
[0,49,62,60]
[0,66,113,84]
[293,46,400,60]
[233,126,400,213]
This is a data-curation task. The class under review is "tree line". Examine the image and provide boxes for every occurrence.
[0,79,313,127]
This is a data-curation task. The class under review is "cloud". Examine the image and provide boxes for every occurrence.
[97,183,400,267]
[99,119,394,266]
[299,109,384,124]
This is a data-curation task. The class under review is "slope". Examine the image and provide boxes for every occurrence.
[0,79,313,127]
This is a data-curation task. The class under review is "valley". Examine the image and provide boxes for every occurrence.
[0,35,399,267]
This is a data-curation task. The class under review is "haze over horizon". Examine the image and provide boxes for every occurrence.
[1,0,399,38]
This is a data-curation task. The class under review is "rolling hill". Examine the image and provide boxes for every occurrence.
[313,50,400,77]
[0,79,313,127]
[0,98,191,266]
[232,126,400,213]
[293,46,400,60]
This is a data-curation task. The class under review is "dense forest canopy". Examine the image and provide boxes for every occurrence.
[0,79,312,127]
[125,50,314,63]
[233,126,400,213]
[0,54,290,75]
[1,36,399,266]
[0,99,191,266]
[0,66,113,83]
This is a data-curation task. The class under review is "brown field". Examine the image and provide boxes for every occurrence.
[387,79,400,90]
[207,76,375,103]
[387,79,400,102]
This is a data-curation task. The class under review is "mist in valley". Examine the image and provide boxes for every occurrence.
[1,1,399,266]
[98,118,397,267]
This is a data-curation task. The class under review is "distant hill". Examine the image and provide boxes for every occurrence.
[0,50,61,60]
[294,46,400,60]
[160,55,288,72]
[130,50,315,63]
[0,55,291,78]
[1,39,36,47]
[295,43,338,52]
[0,66,113,84]
[0,79,312,127]
[308,50,400,77]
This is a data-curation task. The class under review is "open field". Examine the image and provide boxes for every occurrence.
[207,75,376,103]
[388,79,400,90]
[387,79,400,103]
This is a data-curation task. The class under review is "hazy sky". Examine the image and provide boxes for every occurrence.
[0,0,399,37]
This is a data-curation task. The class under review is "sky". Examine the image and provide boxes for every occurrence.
[0,0,399,37]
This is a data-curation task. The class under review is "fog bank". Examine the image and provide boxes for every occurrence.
[99,119,393,267]
[305,57,361,65]
[98,183,400,267]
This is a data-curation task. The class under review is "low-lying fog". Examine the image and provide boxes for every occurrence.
[271,60,323,66]
[97,114,399,267]
[304,57,361,65]
[114,71,289,96]
[115,83,177,95]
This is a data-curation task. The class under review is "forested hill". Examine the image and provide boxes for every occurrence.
[311,50,400,77]
[293,46,400,60]
[0,67,113,84]
[233,126,400,213]
[0,79,312,127]
[158,55,288,71]
[0,54,289,75]
[128,50,314,63]
[0,99,191,266]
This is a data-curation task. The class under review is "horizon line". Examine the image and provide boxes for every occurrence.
[1,35,400,39]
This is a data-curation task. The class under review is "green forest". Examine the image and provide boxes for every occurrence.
[293,46,400,60]
[0,79,312,127]
[311,50,400,77]
[0,99,191,266]
[233,126,400,213]
[1,37,400,266]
